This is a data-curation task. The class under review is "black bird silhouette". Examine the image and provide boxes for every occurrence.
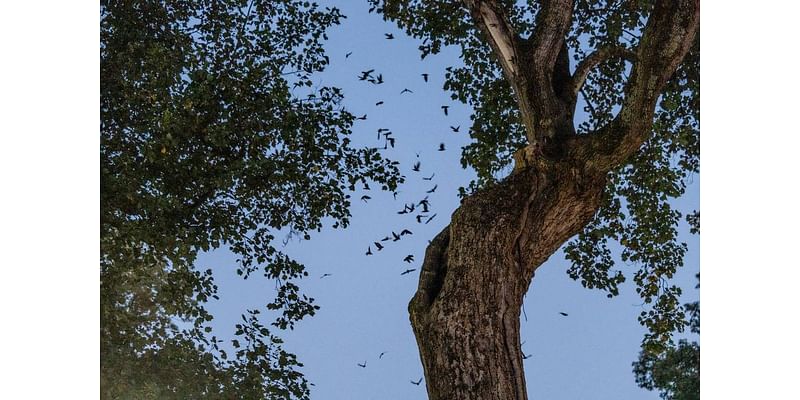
[386,137,395,148]
[438,143,446,151]
[400,229,413,236]
[450,125,460,132]
[421,73,429,82]
[320,273,332,279]
[379,351,387,359]
[522,352,533,360]
[374,242,384,251]
[425,213,437,224]
[359,69,375,80]
[416,214,427,223]
[400,88,413,94]
[357,114,367,120]
[403,255,415,263]
[393,191,400,200]
[392,231,401,241]
[423,173,435,180]
[381,236,391,242]
[559,312,569,317]
[418,198,430,212]
[345,51,353,58]
[363,182,371,190]
[357,361,367,368]
[411,377,423,385]
[376,101,384,106]
[401,268,416,275]
[366,247,373,256]
[385,33,394,39]
[412,161,421,172]
[361,195,371,202]
[426,184,438,193]
[441,105,449,115]
[374,74,384,84]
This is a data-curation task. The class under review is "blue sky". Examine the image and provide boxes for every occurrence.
[198,2,699,399]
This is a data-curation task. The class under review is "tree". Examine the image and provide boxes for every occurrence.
[633,274,700,400]
[370,0,699,398]
[100,1,401,398]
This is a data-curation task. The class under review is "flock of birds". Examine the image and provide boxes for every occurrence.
[314,30,575,386]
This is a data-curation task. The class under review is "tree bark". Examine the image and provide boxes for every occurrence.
[409,165,607,399]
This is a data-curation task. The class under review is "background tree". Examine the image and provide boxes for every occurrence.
[100,1,401,398]
[370,0,699,398]
[633,273,700,400]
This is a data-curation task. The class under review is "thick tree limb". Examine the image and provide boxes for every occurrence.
[570,47,637,99]
[462,0,523,80]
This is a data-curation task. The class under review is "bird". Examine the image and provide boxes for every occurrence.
[374,242,384,251]
[438,143,446,151]
[381,236,391,242]
[374,73,384,84]
[356,114,367,120]
[423,173,435,180]
[385,33,394,39]
[379,351,387,359]
[450,125,460,132]
[425,213,437,224]
[361,195,371,202]
[366,247,373,256]
[400,229,413,236]
[392,231,401,241]
[392,191,400,200]
[376,101,384,106]
[386,137,395,148]
[411,377,423,385]
[426,184,438,193]
[401,268,416,275]
[415,214,427,223]
[403,254,415,263]
[400,88,413,94]
[320,273,332,279]
[412,161,421,172]
[359,69,375,80]
[345,51,353,58]
[421,73,429,82]
[559,312,569,317]
[441,105,449,115]
[522,352,533,360]
[363,182,371,190]
[357,361,367,368]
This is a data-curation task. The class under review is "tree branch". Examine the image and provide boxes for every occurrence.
[462,0,522,79]
[570,47,637,99]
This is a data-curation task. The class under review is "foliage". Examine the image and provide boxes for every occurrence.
[370,0,699,353]
[100,1,401,398]
[633,274,700,399]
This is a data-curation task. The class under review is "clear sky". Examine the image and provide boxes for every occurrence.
[198,2,699,399]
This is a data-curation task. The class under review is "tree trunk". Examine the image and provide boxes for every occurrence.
[409,163,607,399]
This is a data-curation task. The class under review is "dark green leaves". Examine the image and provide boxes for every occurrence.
[101,1,400,398]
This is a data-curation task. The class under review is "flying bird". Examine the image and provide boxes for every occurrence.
[385,33,394,39]
[401,268,416,275]
[411,377,423,385]
[345,51,353,58]
[357,114,367,120]
[412,161,421,172]
[361,195,371,202]
[400,88,413,94]
[386,137,395,148]
[393,191,400,200]
[400,229,413,236]
[374,242,384,251]
[379,351,387,359]
[366,247,373,256]
[381,236,391,242]
[421,73,429,82]
[357,361,367,368]
[450,125,460,132]
[438,143,446,151]
[522,352,533,360]
[441,105,449,115]
[376,101,384,106]
[423,173,435,180]
[425,213,437,224]
[403,254,415,263]
[416,214,427,223]
[320,273,332,279]
[559,312,569,317]
[392,231,401,241]
[426,184,438,193]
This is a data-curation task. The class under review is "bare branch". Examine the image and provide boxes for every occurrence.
[462,0,522,79]
[570,47,637,98]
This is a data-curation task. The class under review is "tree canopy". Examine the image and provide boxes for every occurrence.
[100,1,401,398]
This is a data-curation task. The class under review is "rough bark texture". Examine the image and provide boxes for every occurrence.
[409,0,699,398]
